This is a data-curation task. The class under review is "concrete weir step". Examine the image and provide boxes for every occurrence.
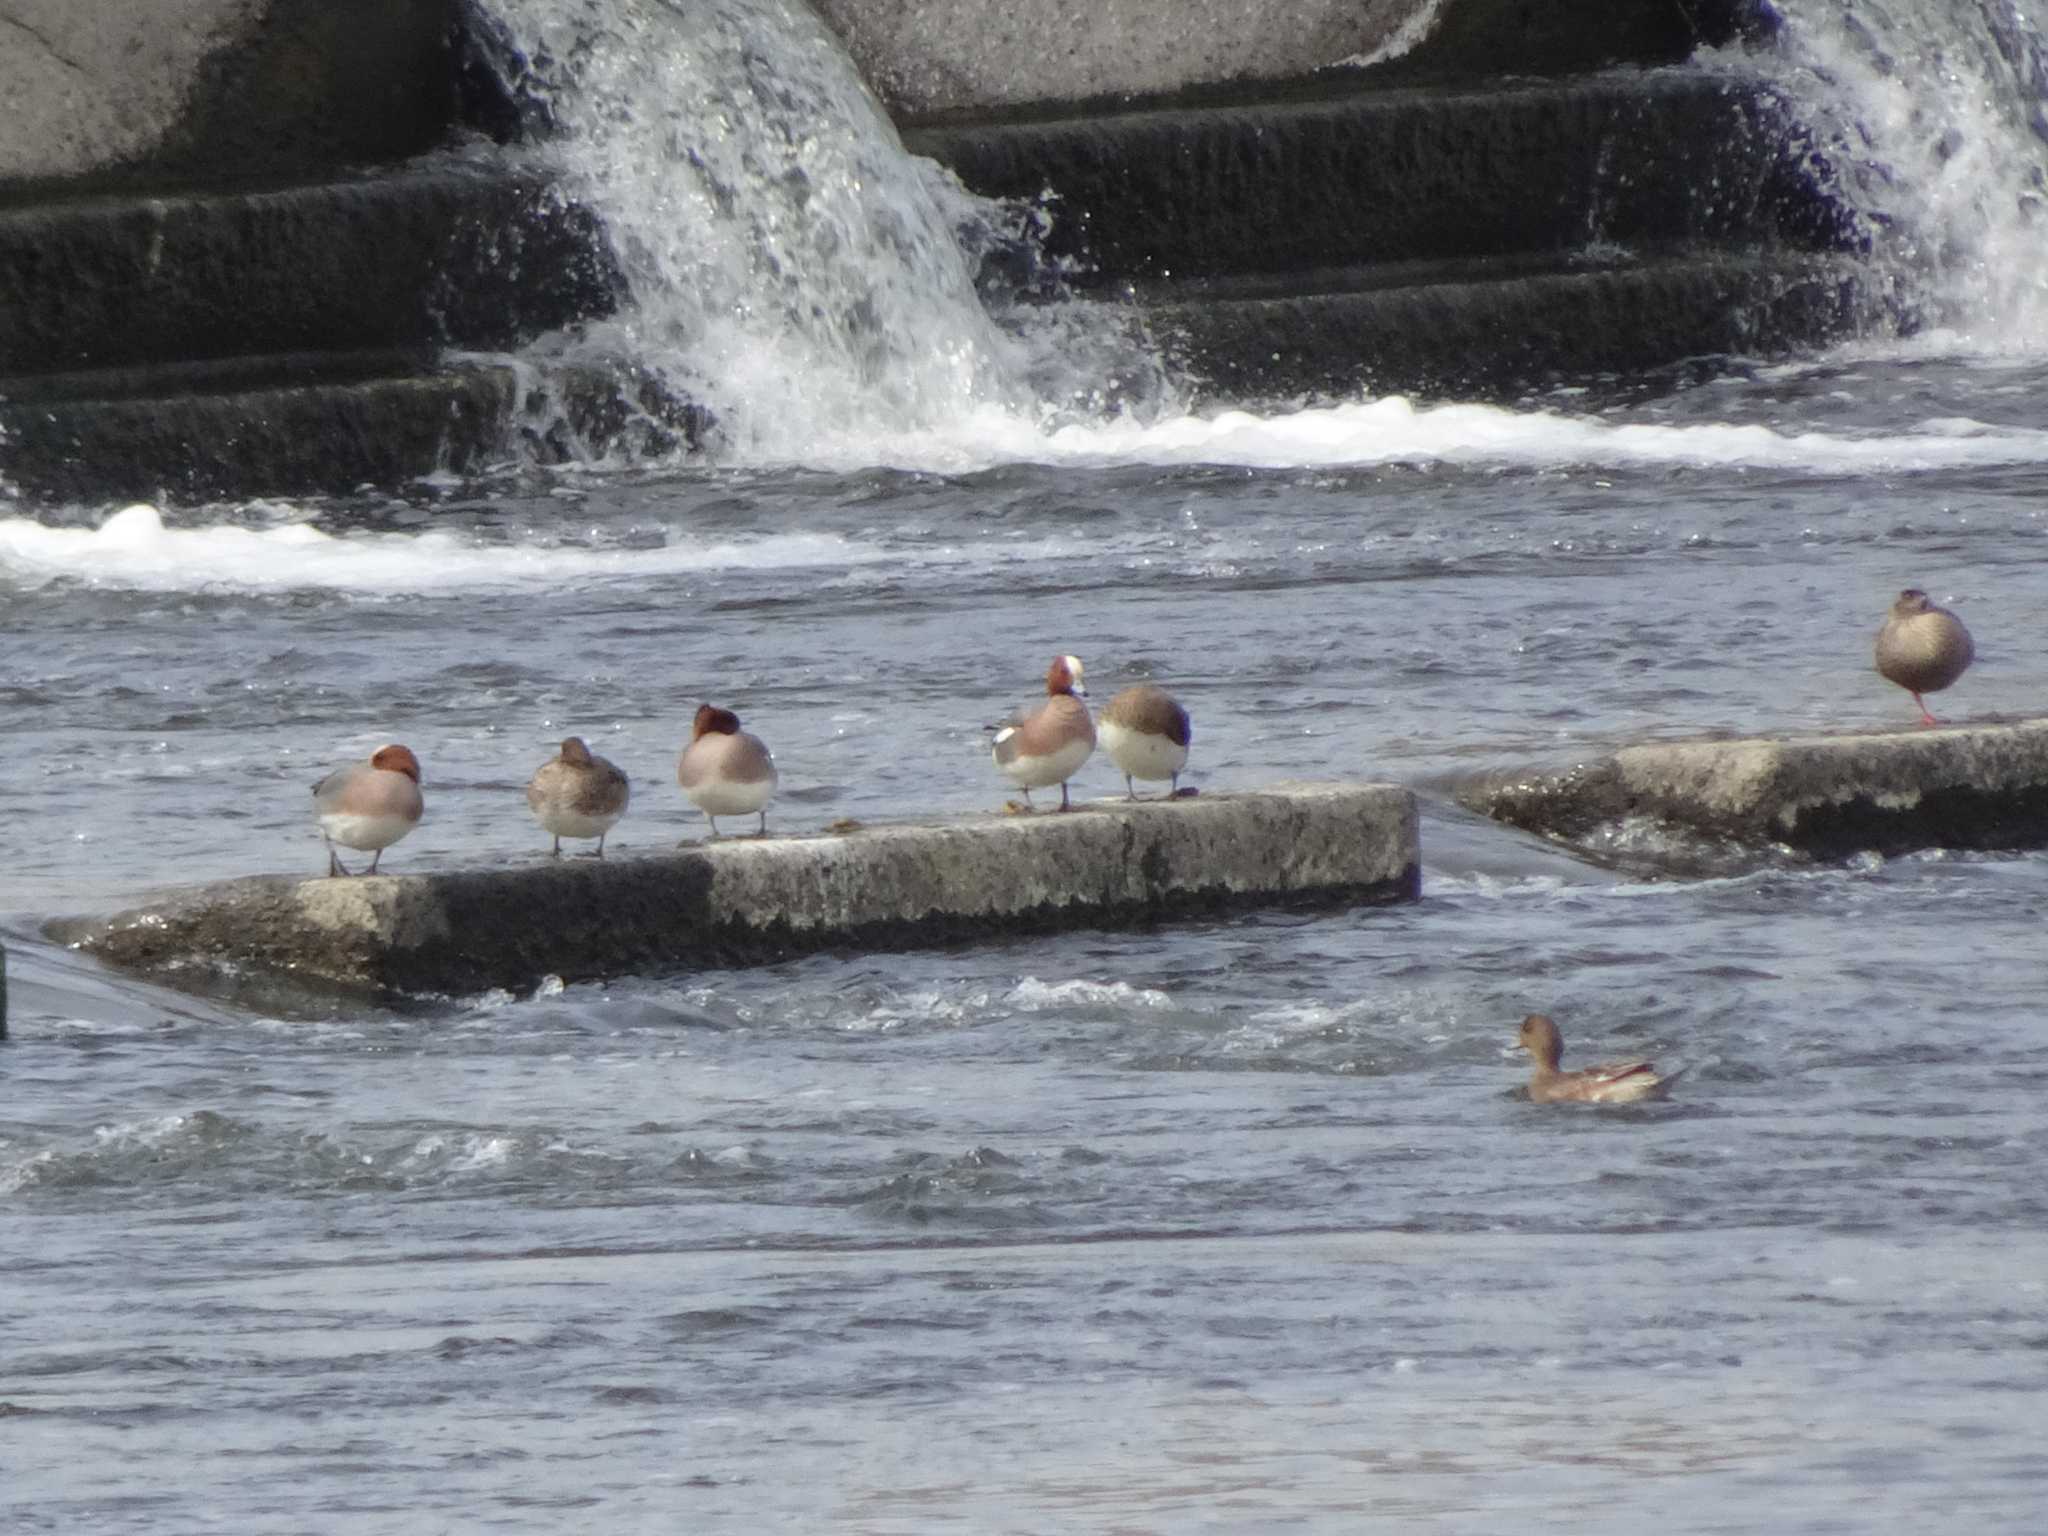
[49,783,1420,1004]
[906,70,1851,288]
[1454,719,2048,864]
[1146,250,1867,400]
[0,162,639,503]
[0,163,614,377]
[1,356,517,504]
[0,353,707,504]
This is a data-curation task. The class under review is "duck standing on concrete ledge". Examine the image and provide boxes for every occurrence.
[991,653,1096,811]
[1513,1013,1672,1104]
[527,737,630,857]
[313,744,423,876]
[1099,682,1192,799]
[1876,587,1974,726]
[677,703,777,838]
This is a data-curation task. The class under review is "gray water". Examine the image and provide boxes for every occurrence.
[9,0,2048,1525]
[8,353,2048,1531]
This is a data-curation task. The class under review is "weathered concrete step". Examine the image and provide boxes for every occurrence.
[47,783,1419,1004]
[0,162,616,379]
[1453,719,2048,864]
[0,356,706,505]
[1,359,513,503]
[908,70,1851,290]
[1148,251,1874,400]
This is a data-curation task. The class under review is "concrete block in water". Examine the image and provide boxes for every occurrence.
[48,783,1419,1002]
[1457,721,2048,861]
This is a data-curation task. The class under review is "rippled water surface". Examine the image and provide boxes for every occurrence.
[7,351,2048,1530]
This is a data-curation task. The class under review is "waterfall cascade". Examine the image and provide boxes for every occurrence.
[477,0,2048,469]
[1749,0,2048,348]
[478,0,1168,465]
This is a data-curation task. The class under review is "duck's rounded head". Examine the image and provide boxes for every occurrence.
[1517,1013,1564,1069]
[1891,588,1934,617]
[370,744,422,783]
[560,737,593,766]
[693,703,742,740]
[1047,654,1087,699]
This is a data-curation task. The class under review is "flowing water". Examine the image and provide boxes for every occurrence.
[6,1,2048,1529]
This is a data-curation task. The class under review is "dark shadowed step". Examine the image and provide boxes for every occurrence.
[0,354,707,504]
[1146,251,1875,401]
[908,71,1853,288]
[0,164,616,379]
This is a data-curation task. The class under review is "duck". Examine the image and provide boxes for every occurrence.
[1513,1013,1672,1104]
[677,703,777,838]
[312,743,423,876]
[526,736,630,857]
[1876,587,1973,726]
[990,653,1096,811]
[1099,682,1192,798]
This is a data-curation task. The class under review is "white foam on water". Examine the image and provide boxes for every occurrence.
[974,396,2048,475]
[1007,977,1175,1012]
[0,501,896,594]
[10,380,2048,593]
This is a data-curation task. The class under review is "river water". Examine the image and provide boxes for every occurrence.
[6,1,2048,1531]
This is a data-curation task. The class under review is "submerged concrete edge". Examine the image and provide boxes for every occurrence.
[47,782,1420,1002]
[1454,718,2048,860]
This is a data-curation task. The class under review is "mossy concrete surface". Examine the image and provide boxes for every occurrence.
[48,783,1420,1003]
[0,0,463,194]
[1456,720,2048,860]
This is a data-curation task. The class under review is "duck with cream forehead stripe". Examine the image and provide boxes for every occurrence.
[990,654,1096,812]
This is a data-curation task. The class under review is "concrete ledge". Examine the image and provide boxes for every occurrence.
[0,357,705,504]
[818,0,1766,119]
[1455,720,2048,862]
[47,783,1420,1002]
[906,72,1852,289]
[1149,252,1870,401]
[0,165,616,379]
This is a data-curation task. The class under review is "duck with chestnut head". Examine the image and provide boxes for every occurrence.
[1513,1013,1673,1105]
[677,703,777,838]
[312,743,423,876]
[990,653,1096,812]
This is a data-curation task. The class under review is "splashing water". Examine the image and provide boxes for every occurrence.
[459,0,2048,480]
[1755,0,2048,350]
[477,0,1168,464]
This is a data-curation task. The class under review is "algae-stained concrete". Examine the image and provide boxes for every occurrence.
[50,783,1420,1002]
[814,0,1765,118]
[0,0,462,191]
[812,0,1427,117]
[1457,720,2048,861]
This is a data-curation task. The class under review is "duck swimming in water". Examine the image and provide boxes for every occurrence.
[1513,1013,1673,1104]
